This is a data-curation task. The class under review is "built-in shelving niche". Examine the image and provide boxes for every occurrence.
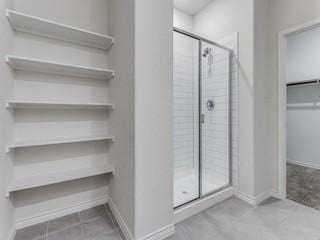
[5,9,116,197]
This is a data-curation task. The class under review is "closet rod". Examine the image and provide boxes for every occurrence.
[287,78,320,86]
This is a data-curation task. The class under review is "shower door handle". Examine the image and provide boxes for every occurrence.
[201,113,205,124]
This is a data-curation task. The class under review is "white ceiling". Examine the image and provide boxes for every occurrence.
[174,0,214,15]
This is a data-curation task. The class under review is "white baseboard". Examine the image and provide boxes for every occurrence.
[254,191,272,205]
[237,191,256,205]
[269,189,280,199]
[109,198,174,240]
[287,159,320,170]
[108,197,134,240]
[137,224,175,240]
[16,195,108,229]
[174,186,234,223]
[237,190,271,206]
[7,224,16,240]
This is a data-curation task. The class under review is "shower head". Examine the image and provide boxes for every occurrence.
[203,47,212,57]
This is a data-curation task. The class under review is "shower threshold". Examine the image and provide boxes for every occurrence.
[174,186,234,223]
[174,170,229,208]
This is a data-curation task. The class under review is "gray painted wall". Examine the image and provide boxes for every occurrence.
[134,0,174,238]
[108,0,135,236]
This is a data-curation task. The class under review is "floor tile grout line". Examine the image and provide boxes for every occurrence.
[118,229,124,240]
[45,221,49,240]
[104,203,119,229]
[104,203,114,216]
[259,203,301,220]
[230,203,299,233]
[280,203,306,223]
[228,206,257,225]
[47,221,82,236]
[47,215,108,236]
[19,223,49,240]
[45,206,112,237]
[79,211,84,239]
[104,203,123,239]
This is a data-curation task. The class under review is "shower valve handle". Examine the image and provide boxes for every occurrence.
[201,113,205,124]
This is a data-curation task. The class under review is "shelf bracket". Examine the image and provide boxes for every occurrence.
[5,9,10,17]
[5,102,10,109]
[5,146,11,154]
[5,190,10,198]
[4,55,10,63]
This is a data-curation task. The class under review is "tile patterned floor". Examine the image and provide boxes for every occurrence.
[167,197,320,240]
[14,197,320,240]
[287,162,320,210]
[14,204,124,240]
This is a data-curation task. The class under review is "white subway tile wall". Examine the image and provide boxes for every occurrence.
[173,33,199,174]
[173,32,239,206]
[201,42,230,195]
[202,33,239,192]
[173,32,200,206]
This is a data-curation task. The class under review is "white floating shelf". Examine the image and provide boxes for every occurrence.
[6,9,114,50]
[7,135,115,153]
[6,100,115,110]
[6,55,115,80]
[6,164,114,196]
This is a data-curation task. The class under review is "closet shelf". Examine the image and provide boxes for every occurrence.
[287,102,320,108]
[6,100,115,110]
[6,163,114,197]
[287,78,320,86]
[6,9,114,50]
[6,55,115,80]
[6,135,115,153]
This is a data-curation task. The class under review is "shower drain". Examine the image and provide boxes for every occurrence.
[182,191,188,195]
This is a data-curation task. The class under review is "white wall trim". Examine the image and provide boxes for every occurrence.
[237,191,256,205]
[278,29,287,200]
[269,189,280,199]
[174,187,234,223]
[108,198,134,240]
[108,198,175,240]
[237,190,271,206]
[278,16,320,200]
[137,224,175,240]
[287,159,320,170]
[16,195,108,229]
[7,224,16,240]
[254,191,273,205]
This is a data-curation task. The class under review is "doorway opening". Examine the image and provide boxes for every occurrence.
[279,18,320,210]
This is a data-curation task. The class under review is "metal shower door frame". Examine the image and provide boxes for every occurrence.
[173,28,233,209]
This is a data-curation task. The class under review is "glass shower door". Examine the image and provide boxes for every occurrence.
[173,29,231,208]
[173,32,200,207]
[201,42,231,196]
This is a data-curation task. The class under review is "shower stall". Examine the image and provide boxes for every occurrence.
[173,29,232,208]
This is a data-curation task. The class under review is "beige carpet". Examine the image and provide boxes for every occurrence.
[287,163,320,210]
